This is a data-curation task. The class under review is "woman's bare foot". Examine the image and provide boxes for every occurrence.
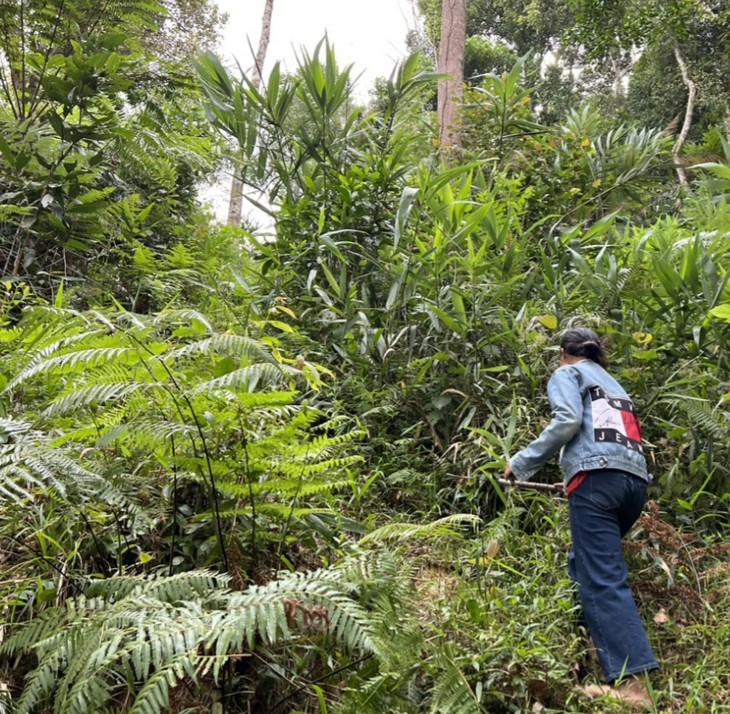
[579,677,653,709]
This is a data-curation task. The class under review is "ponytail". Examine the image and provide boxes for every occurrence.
[560,328,609,368]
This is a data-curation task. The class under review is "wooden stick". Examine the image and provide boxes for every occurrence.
[495,478,564,493]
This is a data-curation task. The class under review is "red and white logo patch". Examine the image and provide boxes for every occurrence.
[588,386,643,453]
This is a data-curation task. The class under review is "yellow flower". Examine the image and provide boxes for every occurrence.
[632,332,653,345]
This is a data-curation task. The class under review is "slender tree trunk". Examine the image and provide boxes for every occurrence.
[437,0,466,149]
[673,44,696,188]
[226,0,274,227]
[251,0,273,89]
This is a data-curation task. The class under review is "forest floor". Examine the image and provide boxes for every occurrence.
[410,496,730,713]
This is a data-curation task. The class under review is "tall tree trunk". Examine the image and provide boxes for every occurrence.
[673,44,696,188]
[437,0,466,149]
[226,0,274,227]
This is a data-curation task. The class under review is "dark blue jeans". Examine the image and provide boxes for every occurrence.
[568,469,659,683]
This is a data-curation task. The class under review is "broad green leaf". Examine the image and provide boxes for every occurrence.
[266,320,296,334]
[213,356,237,377]
[709,304,730,322]
[538,314,558,330]
[631,348,660,361]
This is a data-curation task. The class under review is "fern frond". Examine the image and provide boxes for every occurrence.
[429,652,481,714]
[16,328,107,369]
[0,417,32,439]
[0,325,23,343]
[96,420,197,448]
[0,444,68,501]
[13,654,64,714]
[95,392,157,430]
[332,551,401,583]
[0,429,150,529]
[7,348,143,390]
[248,424,362,463]
[4,556,404,713]
[0,469,41,502]
[309,429,366,452]
[276,455,365,477]
[293,430,366,461]
[42,381,153,417]
[1,303,378,710]
[331,672,406,714]
[126,658,179,714]
[212,568,376,656]
[188,363,290,394]
[86,569,227,603]
[166,334,273,363]
[217,476,352,498]
[20,305,97,328]
[153,309,213,332]
[360,514,481,545]
[682,399,729,439]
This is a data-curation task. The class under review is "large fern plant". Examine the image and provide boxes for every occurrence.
[0,304,365,586]
[0,550,418,714]
[0,303,406,711]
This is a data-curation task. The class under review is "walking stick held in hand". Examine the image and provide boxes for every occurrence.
[496,478,564,494]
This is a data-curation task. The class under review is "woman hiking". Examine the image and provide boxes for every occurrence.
[505,326,658,708]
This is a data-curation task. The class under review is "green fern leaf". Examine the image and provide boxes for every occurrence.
[188,363,290,394]
[7,347,142,390]
[42,381,152,417]
[429,652,481,714]
[361,514,481,545]
[166,334,273,363]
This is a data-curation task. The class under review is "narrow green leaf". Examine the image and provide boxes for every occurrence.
[394,187,418,250]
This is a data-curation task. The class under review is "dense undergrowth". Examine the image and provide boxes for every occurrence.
[1,1,730,712]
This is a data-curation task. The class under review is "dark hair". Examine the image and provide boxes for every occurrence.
[560,327,608,368]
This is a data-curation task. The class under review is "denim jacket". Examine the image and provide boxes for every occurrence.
[510,359,651,487]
